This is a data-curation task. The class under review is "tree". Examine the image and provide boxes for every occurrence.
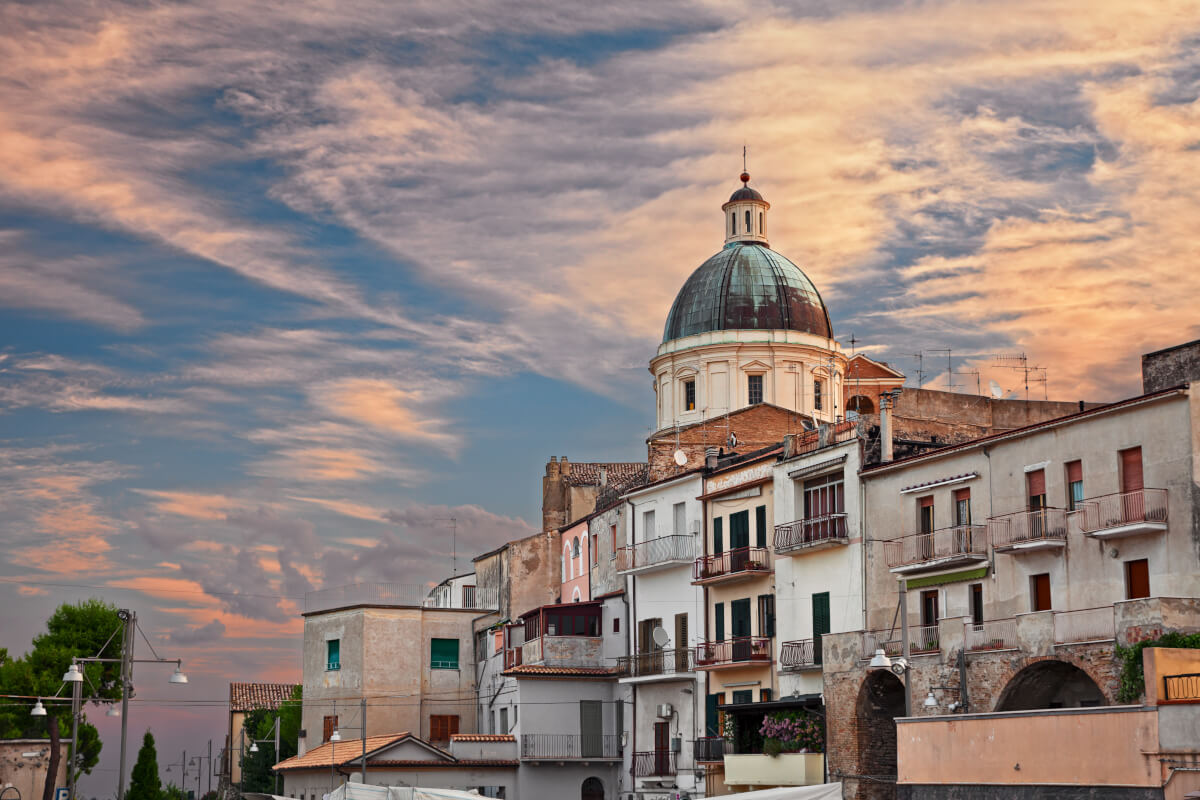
[161,784,187,800]
[0,599,125,800]
[127,731,162,800]
[240,686,302,792]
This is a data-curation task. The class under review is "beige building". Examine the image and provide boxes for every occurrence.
[0,738,69,800]
[223,682,298,788]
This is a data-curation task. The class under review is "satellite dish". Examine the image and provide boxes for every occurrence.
[989,380,1004,399]
[651,626,671,648]
[673,449,688,466]
[728,432,738,448]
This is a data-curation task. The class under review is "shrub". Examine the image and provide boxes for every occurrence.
[1115,631,1200,702]
[759,710,824,755]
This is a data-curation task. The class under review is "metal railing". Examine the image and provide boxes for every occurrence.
[617,535,697,572]
[964,618,1018,651]
[882,525,987,568]
[694,737,726,762]
[695,637,772,668]
[617,648,693,677]
[1164,673,1200,701]
[788,420,858,457]
[693,547,772,581]
[304,582,500,614]
[1053,606,1115,644]
[988,508,1068,548]
[1075,489,1168,534]
[780,638,821,668]
[632,751,677,776]
[521,733,621,760]
[861,625,939,657]
[774,513,849,553]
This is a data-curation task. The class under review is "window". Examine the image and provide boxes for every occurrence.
[430,714,460,743]
[675,613,688,653]
[1031,573,1052,611]
[748,374,763,405]
[561,547,566,582]
[745,210,751,232]
[1125,559,1150,599]
[499,707,508,733]
[759,212,764,234]
[639,618,663,652]
[643,509,656,540]
[729,510,750,549]
[684,379,696,411]
[714,602,725,641]
[954,488,971,526]
[572,536,581,558]
[613,617,620,633]
[813,378,824,411]
[758,594,775,638]
[611,524,617,557]
[732,689,754,705]
[1027,469,1046,510]
[430,638,459,670]
[591,532,598,566]
[731,212,736,235]
[323,715,338,743]
[1066,460,1083,510]
[918,496,934,533]
[761,688,773,702]
[920,590,939,627]
[970,583,984,626]
[812,592,830,665]
[326,639,340,671]
[755,505,767,548]
[713,517,724,554]
[673,502,686,536]
[804,473,845,533]
[1120,447,1144,492]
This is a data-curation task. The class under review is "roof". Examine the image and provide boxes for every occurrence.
[847,353,906,380]
[274,733,413,771]
[728,185,764,202]
[229,683,298,712]
[502,664,620,678]
[451,734,515,742]
[621,467,704,499]
[566,462,649,492]
[662,243,833,343]
[369,760,518,768]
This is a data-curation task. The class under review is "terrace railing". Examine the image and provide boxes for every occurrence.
[521,733,620,760]
[964,618,1018,651]
[632,751,677,777]
[1164,673,1200,701]
[1053,606,1115,644]
[882,525,987,569]
[780,638,821,668]
[694,737,726,762]
[694,637,772,668]
[617,535,697,572]
[862,625,939,657]
[617,648,693,678]
[693,547,772,582]
[774,513,849,553]
[1075,489,1168,534]
[988,508,1068,549]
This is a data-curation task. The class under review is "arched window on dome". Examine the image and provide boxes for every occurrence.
[759,211,764,234]
[745,209,752,232]
[731,212,736,235]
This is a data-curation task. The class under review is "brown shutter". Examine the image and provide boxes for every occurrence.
[1026,469,1046,497]
[1066,461,1082,483]
[953,488,970,503]
[1120,448,1143,492]
[323,715,338,743]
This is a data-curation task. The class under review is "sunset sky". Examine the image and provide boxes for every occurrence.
[2,0,1199,792]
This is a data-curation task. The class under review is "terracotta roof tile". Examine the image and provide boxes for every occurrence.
[502,664,620,678]
[273,733,411,771]
[368,760,519,768]
[229,682,299,712]
[566,462,649,492]
[450,734,515,742]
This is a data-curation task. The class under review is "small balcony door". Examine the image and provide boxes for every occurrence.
[920,590,939,628]
[580,700,603,758]
[654,721,671,775]
[731,598,752,660]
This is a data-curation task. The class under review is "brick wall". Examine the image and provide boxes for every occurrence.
[647,403,813,480]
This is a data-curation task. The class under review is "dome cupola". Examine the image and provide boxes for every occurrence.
[722,171,769,246]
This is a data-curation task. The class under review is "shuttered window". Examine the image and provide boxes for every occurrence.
[675,613,688,653]
[812,592,830,665]
[1120,447,1144,492]
[323,715,338,743]
[430,715,459,742]
[755,505,767,548]
[729,510,750,549]
[1066,461,1084,510]
[1027,469,1046,510]
[713,517,724,555]
[714,602,725,642]
[918,496,934,533]
[430,638,459,670]
[953,488,971,526]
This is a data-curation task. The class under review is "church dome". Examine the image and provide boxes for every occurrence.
[728,185,764,202]
[662,243,833,343]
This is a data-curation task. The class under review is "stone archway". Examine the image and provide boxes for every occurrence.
[581,776,604,800]
[855,671,905,800]
[995,659,1106,710]
[848,395,876,415]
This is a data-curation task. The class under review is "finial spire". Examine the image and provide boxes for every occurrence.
[740,146,750,185]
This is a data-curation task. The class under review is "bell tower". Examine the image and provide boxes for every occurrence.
[722,171,769,246]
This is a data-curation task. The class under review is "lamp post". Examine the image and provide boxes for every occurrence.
[867,578,913,716]
[247,718,282,794]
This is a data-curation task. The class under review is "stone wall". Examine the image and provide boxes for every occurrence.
[1143,338,1200,393]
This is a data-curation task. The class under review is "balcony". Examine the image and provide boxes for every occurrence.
[695,637,772,670]
[989,508,1067,553]
[1053,606,1115,645]
[724,753,825,787]
[780,638,822,670]
[861,624,940,657]
[1075,489,1168,540]
[520,733,621,761]
[632,751,677,777]
[617,534,697,575]
[617,648,694,682]
[692,547,772,585]
[694,737,726,762]
[774,513,849,555]
[964,618,1018,652]
[882,525,987,574]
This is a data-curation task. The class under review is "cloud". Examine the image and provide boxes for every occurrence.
[168,618,227,645]
[310,377,460,453]
[288,495,386,522]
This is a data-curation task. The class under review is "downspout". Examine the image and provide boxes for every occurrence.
[626,499,637,786]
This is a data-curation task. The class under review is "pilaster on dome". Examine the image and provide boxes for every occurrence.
[722,171,770,246]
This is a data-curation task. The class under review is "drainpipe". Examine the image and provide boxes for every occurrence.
[625,499,637,785]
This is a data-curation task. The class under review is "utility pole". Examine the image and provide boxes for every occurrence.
[68,674,81,800]
[360,696,367,785]
[208,739,212,798]
[117,609,135,800]
[899,579,912,716]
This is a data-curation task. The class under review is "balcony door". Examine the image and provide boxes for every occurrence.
[729,510,750,570]
[580,700,603,758]
[731,598,752,660]
[812,592,830,665]
[1120,447,1144,522]
[654,721,670,775]
[918,496,934,558]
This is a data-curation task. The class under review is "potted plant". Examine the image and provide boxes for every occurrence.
[759,710,824,757]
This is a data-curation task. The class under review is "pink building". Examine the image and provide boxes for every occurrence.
[560,519,591,602]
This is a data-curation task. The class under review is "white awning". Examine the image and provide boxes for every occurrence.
[721,784,843,800]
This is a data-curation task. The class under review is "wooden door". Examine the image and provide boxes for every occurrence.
[1120,447,1144,492]
[731,598,751,660]
[654,721,670,775]
[1032,574,1052,611]
[920,590,939,627]
[1126,559,1150,599]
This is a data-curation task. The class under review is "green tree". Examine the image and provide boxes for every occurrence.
[127,731,162,800]
[162,783,187,800]
[0,599,125,800]
[240,686,302,792]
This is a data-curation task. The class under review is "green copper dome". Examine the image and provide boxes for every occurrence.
[662,243,833,343]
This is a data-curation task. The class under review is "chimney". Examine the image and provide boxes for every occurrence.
[547,456,559,477]
[818,423,832,449]
[705,447,720,471]
[782,433,796,459]
[880,390,900,463]
[599,467,608,487]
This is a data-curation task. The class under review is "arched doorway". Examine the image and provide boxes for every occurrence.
[855,671,905,800]
[581,776,604,800]
[848,395,876,415]
[995,660,1106,710]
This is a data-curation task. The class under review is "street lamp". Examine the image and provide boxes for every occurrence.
[30,701,47,717]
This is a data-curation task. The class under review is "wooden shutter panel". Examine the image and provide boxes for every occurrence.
[675,613,688,652]
[1027,469,1046,497]
[755,505,767,548]
[1121,448,1143,492]
[1066,460,1082,483]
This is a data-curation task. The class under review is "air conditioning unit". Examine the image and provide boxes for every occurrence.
[656,703,674,718]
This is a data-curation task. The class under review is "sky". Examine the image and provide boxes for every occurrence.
[2,0,1199,794]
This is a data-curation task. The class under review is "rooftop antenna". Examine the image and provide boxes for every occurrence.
[991,353,1049,400]
[436,517,458,576]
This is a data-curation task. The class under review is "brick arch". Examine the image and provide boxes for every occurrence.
[991,653,1115,711]
[854,670,905,800]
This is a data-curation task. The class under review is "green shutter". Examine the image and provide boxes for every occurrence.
[430,638,459,669]
[730,510,750,549]
[812,592,830,665]
[706,693,721,736]
[755,505,767,548]
[714,602,725,642]
[713,517,723,555]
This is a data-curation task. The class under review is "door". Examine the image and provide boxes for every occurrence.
[1031,573,1052,611]
[970,584,984,627]
[918,496,935,558]
[1120,447,1144,522]
[706,693,721,737]
[731,598,752,660]
[920,590,939,627]
[654,721,670,775]
[1125,559,1150,599]
[674,613,689,672]
[579,700,603,758]
[755,505,767,548]
[581,778,604,800]
[729,510,750,570]
[1027,469,1047,537]
[812,592,830,665]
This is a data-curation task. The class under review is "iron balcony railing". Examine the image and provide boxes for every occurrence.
[521,733,621,760]
[1164,673,1200,701]
[693,547,772,582]
[964,618,1018,651]
[862,625,939,657]
[695,637,772,668]
[882,525,987,568]
[774,513,849,553]
[780,637,821,668]
[1053,606,1115,644]
[304,582,500,614]
[694,737,726,762]
[617,535,697,572]
[617,648,693,677]
[1074,489,1168,534]
[632,751,677,777]
[988,508,1068,548]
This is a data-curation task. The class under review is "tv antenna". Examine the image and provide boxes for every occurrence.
[991,353,1048,400]
[436,517,458,576]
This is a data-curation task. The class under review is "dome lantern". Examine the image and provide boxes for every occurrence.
[722,171,769,247]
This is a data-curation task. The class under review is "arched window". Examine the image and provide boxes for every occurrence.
[745,209,752,232]
[731,212,736,235]
[573,536,581,558]
[561,550,566,582]
[759,211,764,233]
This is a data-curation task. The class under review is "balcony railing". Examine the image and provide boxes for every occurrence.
[964,618,1018,651]
[693,547,772,583]
[774,513,849,553]
[695,637,772,668]
[1075,489,1168,537]
[694,737,726,762]
[780,638,821,668]
[521,733,621,760]
[882,525,987,570]
[617,648,693,678]
[861,625,939,657]
[632,751,677,777]
[304,582,500,614]
[1053,606,1115,644]
[989,508,1068,550]
[618,535,697,573]
[1164,673,1200,701]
